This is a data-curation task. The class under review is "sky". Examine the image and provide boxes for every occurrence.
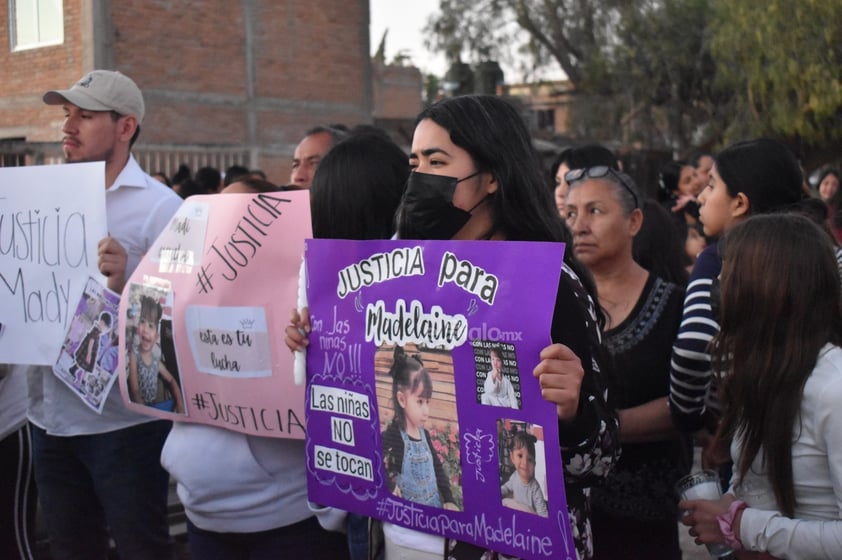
[369,1,564,83]
[369,0,448,76]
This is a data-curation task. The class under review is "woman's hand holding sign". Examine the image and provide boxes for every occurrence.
[534,343,583,421]
[284,307,311,352]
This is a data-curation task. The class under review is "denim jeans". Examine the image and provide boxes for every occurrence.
[346,513,370,560]
[31,421,173,560]
[187,516,350,560]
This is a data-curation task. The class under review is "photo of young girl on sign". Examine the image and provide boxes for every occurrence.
[378,344,462,511]
[124,281,185,414]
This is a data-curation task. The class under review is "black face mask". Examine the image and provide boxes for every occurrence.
[396,171,482,240]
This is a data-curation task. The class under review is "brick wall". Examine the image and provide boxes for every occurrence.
[0,0,374,183]
[373,62,423,120]
[0,0,87,142]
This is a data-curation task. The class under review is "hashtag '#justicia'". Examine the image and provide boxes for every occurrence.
[192,393,207,410]
[196,265,213,293]
[376,499,388,517]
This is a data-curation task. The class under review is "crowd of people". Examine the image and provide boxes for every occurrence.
[1,68,841,560]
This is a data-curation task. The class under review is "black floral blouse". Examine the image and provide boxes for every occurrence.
[446,263,621,560]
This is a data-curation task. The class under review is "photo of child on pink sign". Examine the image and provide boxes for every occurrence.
[117,192,311,438]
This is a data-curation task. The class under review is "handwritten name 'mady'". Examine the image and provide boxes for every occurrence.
[337,246,424,298]
[438,251,499,305]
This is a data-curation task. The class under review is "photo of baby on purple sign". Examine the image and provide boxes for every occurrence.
[304,239,574,560]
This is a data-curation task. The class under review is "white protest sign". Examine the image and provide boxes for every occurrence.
[0,162,107,364]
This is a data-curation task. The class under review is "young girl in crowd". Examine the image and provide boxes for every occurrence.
[668,138,806,477]
[127,296,184,413]
[286,94,621,559]
[500,431,548,517]
[680,214,842,559]
[382,347,458,511]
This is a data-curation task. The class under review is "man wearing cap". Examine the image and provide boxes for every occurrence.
[29,70,182,559]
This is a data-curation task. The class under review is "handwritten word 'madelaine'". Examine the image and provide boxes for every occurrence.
[365,299,467,349]
[378,498,554,558]
[206,194,290,283]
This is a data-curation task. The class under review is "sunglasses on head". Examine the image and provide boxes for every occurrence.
[564,166,640,209]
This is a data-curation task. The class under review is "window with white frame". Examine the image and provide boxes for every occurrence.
[9,0,63,51]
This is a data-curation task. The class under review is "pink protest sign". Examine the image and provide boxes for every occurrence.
[117,192,310,439]
[304,239,576,559]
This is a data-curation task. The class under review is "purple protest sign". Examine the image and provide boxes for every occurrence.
[305,239,576,560]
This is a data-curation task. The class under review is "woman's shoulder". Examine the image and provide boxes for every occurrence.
[558,263,601,336]
[651,275,686,308]
[809,344,842,391]
[689,242,721,280]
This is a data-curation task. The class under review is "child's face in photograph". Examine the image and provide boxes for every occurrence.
[490,351,503,373]
[510,445,535,484]
[399,386,430,433]
[137,314,160,353]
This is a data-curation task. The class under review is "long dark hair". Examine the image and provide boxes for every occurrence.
[416,95,600,317]
[632,198,689,286]
[713,214,842,516]
[714,138,805,215]
[310,131,408,239]
[388,346,433,431]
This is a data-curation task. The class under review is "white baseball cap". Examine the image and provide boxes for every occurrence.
[43,70,145,123]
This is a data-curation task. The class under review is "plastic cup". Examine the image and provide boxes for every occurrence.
[675,470,735,558]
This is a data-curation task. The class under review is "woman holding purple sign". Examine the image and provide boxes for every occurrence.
[286,96,620,560]
[397,94,621,560]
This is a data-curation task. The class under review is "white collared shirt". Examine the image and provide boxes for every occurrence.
[27,155,183,435]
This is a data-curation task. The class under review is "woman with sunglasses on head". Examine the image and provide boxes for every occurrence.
[564,168,689,559]
[668,139,806,483]
[549,144,620,216]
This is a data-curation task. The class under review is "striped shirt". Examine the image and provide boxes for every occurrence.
[669,242,721,433]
